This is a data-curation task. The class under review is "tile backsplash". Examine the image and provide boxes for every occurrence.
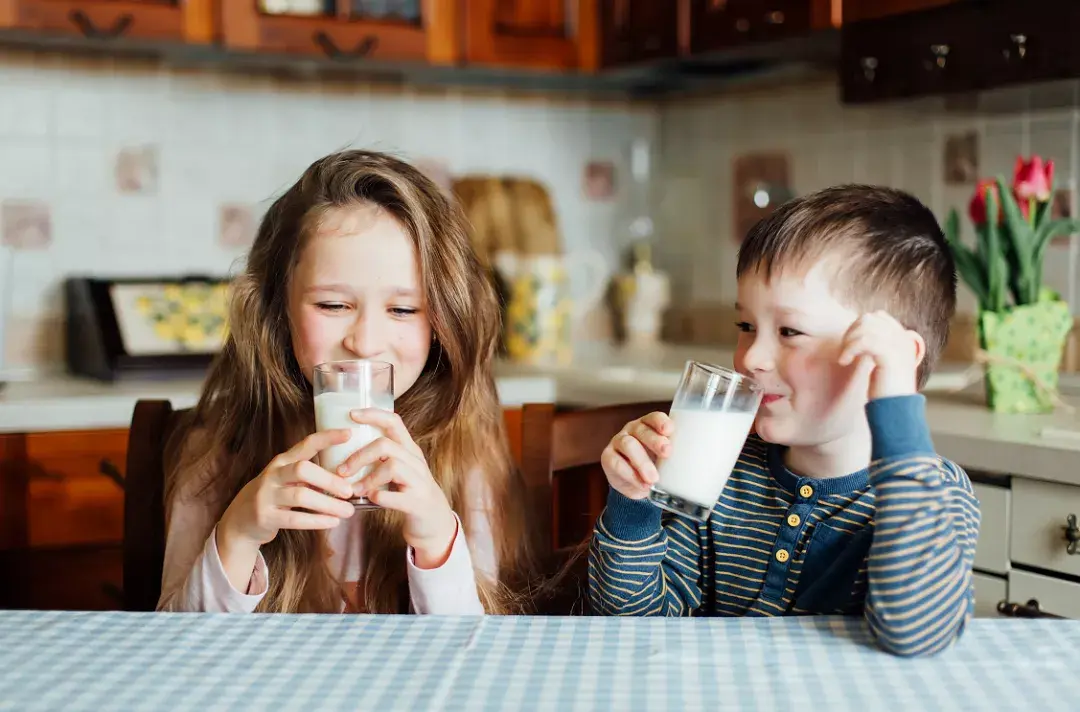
[0,51,657,374]
[655,78,1080,321]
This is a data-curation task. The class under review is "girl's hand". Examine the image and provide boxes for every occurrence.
[339,409,458,569]
[219,429,357,550]
[601,412,674,500]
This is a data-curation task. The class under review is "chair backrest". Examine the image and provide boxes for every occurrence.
[123,399,182,612]
[517,400,670,614]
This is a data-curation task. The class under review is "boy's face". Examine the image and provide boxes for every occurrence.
[733,259,871,449]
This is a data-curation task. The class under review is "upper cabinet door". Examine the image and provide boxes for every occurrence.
[600,0,680,68]
[219,0,459,64]
[0,0,215,43]
[842,0,959,24]
[689,0,823,54]
[464,0,600,71]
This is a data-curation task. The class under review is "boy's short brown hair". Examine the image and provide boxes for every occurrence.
[737,184,957,388]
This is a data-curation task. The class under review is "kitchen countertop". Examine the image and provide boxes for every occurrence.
[3,341,1080,486]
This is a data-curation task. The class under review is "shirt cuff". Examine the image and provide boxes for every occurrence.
[866,394,935,461]
[205,525,269,612]
[599,487,663,542]
[406,512,484,615]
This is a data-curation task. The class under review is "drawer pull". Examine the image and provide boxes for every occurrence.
[98,459,125,490]
[1065,513,1079,555]
[68,10,134,40]
[997,598,1061,619]
[313,31,378,59]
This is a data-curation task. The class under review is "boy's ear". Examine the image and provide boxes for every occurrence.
[910,330,927,368]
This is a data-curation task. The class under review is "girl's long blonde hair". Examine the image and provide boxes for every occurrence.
[166,150,538,614]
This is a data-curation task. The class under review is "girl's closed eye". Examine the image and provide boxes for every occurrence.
[389,306,420,318]
[735,321,755,333]
[317,302,349,313]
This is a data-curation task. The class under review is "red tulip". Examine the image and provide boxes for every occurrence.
[1013,155,1054,202]
[969,179,1000,226]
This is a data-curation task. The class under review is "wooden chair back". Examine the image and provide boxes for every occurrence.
[517,400,669,613]
[123,399,183,612]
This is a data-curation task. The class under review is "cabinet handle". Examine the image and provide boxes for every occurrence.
[764,10,784,24]
[1065,513,1079,555]
[1003,33,1028,61]
[997,598,1061,619]
[313,32,379,59]
[926,43,949,70]
[860,56,878,82]
[68,10,134,40]
[98,458,125,490]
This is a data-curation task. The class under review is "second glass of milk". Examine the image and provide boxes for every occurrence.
[649,360,762,522]
[313,359,395,509]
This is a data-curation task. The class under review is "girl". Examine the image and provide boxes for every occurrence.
[158,150,537,614]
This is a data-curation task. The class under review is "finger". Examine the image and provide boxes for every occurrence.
[275,429,353,467]
[354,459,410,498]
[837,333,869,366]
[337,436,409,479]
[613,434,660,485]
[285,461,354,499]
[626,420,671,458]
[640,412,673,436]
[278,483,356,519]
[349,409,420,456]
[275,510,346,531]
[366,488,411,513]
[601,446,641,488]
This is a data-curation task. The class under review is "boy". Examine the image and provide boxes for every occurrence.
[589,185,980,657]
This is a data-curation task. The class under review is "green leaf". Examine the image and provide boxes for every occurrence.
[983,188,1008,311]
[996,177,1037,303]
[948,241,989,309]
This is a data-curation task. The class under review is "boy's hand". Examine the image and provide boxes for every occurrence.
[601,412,673,500]
[838,310,924,401]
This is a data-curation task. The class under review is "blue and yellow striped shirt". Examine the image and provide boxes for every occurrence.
[588,395,981,657]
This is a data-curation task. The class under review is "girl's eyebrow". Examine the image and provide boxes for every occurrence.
[304,283,352,294]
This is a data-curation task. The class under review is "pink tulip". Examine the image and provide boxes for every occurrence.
[1013,155,1054,202]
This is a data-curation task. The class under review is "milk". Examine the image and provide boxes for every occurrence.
[314,390,394,483]
[655,408,756,508]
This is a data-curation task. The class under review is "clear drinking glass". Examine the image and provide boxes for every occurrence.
[313,360,394,509]
[649,360,763,522]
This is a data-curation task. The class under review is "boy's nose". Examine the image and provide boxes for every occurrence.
[741,338,776,373]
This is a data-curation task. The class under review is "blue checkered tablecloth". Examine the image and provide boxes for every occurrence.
[0,611,1077,711]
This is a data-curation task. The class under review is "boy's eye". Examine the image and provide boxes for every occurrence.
[735,321,755,333]
[779,327,804,338]
[316,302,348,313]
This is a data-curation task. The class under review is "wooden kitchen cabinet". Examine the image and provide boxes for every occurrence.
[599,0,679,68]
[0,0,214,43]
[464,0,601,71]
[689,0,835,55]
[841,0,1080,104]
[219,0,460,64]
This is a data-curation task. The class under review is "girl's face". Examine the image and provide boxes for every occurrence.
[287,204,432,397]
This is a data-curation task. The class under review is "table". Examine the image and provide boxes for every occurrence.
[0,611,1077,711]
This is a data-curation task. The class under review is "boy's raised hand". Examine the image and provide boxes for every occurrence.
[601,411,674,500]
[838,310,925,401]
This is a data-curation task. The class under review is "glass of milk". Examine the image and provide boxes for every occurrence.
[313,359,395,509]
[649,360,762,522]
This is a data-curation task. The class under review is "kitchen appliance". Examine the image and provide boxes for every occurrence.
[65,276,230,381]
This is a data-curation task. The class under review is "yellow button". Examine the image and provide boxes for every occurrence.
[799,485,814,499]
[775,549,790,563]
[787,514,801,527]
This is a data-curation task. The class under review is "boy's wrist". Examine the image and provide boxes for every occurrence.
[600,487,663,540]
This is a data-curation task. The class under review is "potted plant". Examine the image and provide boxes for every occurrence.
[944,156,1080,413]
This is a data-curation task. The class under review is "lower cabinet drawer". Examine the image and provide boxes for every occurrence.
[1008,569,1080,619]
[972,572,1007,618]
[1010,478,1080,579]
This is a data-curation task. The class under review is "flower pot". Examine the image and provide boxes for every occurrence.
[978,300,1072,413]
